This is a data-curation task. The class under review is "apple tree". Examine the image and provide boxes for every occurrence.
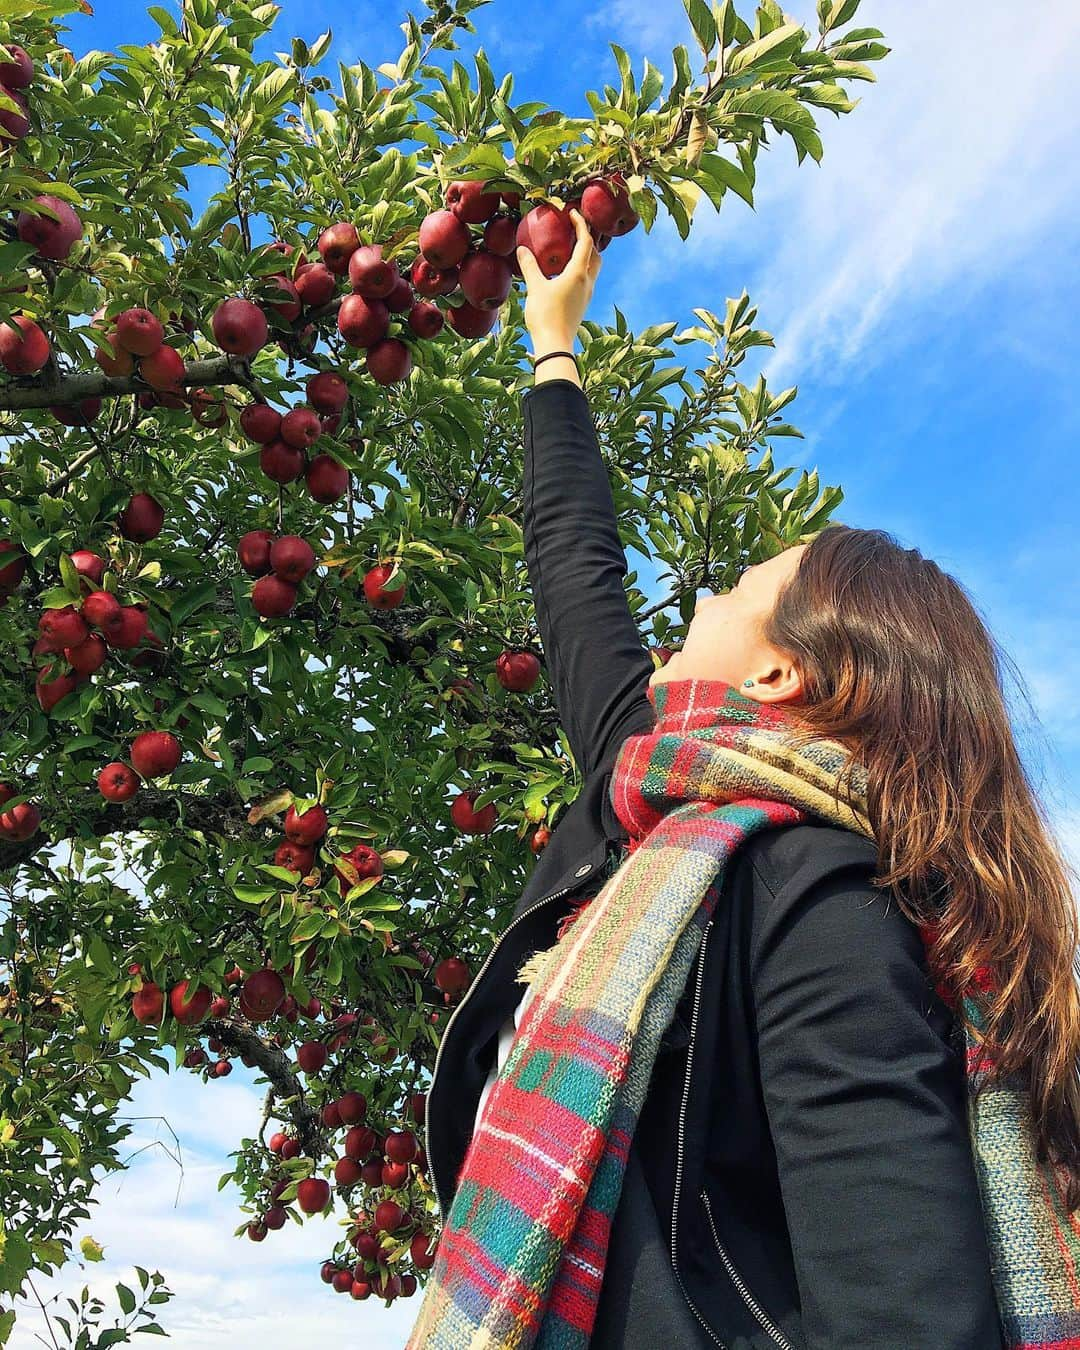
[0,0,885,1336]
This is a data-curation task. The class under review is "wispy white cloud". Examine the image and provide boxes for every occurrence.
[10,1069,419,1349]
[603,0,1080,395]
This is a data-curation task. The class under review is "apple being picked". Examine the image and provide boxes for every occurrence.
[516,203,575,278]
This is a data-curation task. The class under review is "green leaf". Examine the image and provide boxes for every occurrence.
[681,0,717,54]
[170,582,218,628]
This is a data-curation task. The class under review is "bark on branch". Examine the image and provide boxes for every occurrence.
[0,355,253,412]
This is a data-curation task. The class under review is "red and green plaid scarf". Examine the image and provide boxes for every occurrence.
[408,678,1080,1348]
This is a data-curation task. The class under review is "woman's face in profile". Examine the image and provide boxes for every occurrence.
[649,544,807,698]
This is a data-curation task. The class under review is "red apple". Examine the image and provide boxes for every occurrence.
[335,1156,363,1186]
[35,664,82,713]
[211,298,268,356]
[385,275,414,313]
[0,795,40,841]
[495,648,541,692]
[307,372,348,414]
[130,730,181,778]
[274,839,314,874]
[450,789,496,834]
[294,261,337,307]
[410,256,457,297]
[305,454,348,504]
[334,844,384,893]
[131,982,164,1025]
[115,308,164,356]
[50,398,102,426]
[347,243,398,299]
[39,605,89,649]
[119,492,165,542]
[0,315,50,375]
[240,403,282,444]
[337,1091,366,1125]
[374,1199,405,1233]
[0,538,26,591]
[384,1130,417,1164]
[237,530,274,577]
[297,1177,330,1215]
[103,605,148,649]
[251,574,297,617]
[297,1041,328,1074]
[259,439,305,484]
[263,273,301,321]
[483,212,520,256]
[66,634,108,675]
[269,535,315,583]
[240,968,286,1020]
[418,210,471,269]
[212,1059,232,1077]
[446,179,501,224]
[284,803,328,845]
[16,195,83,261]
[0,44,33,89]
[0,87,29,141]
[190,388,227,428]
[81,590,122,632]
[68,550,105,585]
[406,301,444,339]
[264,1206,287,1231]
[280,407,322,449]
[446,301,499,338]
[332,1269,353,1293]
[317,222,360,275]
[362,563,405,609]
[365,338,412,385]
[458,250,512,310]
[138,344,185,393]
[516,203,575,278]
[433,956,470,995]
[337,293,388,348]
[586,171,639,236]
[169,980,212,1026]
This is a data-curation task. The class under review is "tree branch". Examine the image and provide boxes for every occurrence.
[0,355,253,412]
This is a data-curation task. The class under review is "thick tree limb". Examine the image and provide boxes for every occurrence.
[0,355,253,412]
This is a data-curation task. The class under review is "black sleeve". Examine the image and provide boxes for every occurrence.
[522,378,655,780]
[750,863,1005,1349]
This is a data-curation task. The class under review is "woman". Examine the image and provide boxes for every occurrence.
[419,211,1080,1348]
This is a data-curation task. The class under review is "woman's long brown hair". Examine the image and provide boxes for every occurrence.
[765,522,1080,1212]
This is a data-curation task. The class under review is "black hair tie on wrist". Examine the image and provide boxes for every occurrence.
[531,350,579,373]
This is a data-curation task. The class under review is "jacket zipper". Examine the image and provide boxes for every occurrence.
[425,875,589,1218]
[700,1188,796,1350]
[669,917,730,1349]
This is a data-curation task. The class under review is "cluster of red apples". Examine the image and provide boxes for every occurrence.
[27,497,166,712]
[97,730,182,803]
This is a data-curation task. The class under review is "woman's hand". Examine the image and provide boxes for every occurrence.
[516,207,602,357]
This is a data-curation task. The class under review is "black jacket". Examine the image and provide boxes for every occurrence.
[423,378,1005,1349]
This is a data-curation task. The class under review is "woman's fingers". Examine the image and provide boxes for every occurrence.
[515,244,542,287]
[567,208,597,272]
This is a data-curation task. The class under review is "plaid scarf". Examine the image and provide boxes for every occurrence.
[407,678,1080,1348]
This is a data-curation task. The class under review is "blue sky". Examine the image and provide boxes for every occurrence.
[12,1,1080,1346]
